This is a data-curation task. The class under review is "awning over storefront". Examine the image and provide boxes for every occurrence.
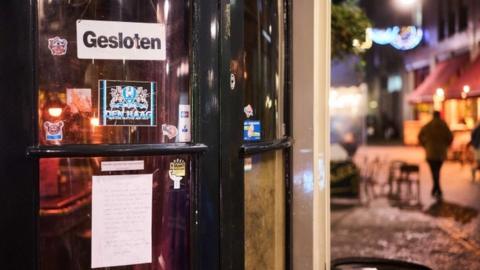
[408,54,469,103]
[448,55,480,99]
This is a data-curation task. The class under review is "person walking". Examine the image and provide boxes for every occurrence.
[470,122,480,181]
[418,111,453,198]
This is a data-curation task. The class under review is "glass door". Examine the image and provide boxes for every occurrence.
[243,1,291,270]
[34,1,199,269]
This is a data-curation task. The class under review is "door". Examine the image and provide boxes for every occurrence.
[243,1,291,269]
[33,1,199,269]
[220,0,292,269]
[1,0,291,269]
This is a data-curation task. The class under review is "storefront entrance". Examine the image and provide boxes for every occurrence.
[0,0,292,269]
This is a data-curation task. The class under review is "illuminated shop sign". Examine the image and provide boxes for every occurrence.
[77,20,166,60]
[99,80,156,126]
[371,26,423,51]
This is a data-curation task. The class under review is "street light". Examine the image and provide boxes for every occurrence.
[394,0,417,9]
[433,88,445,111]
[462,85,470,99]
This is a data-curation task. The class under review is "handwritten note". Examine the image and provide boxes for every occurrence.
[91,174,153,268]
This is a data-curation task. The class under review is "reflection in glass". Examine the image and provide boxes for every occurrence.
[37,0,190,145]
[244,0,285,141]
[244,151,285,270]
[39,155,191,270]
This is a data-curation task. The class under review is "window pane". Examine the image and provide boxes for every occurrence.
[37,0,190,145]
[244,0,285,141]
[39,155,191,270]
[244,150,285,270]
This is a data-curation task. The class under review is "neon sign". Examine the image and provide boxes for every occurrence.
[371,26,423,51]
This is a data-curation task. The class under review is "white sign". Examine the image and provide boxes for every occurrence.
[77,20,166,61]
[101,160,145,172]
[92,174,153,268]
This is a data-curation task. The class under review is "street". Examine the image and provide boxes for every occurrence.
[331,146,480,270]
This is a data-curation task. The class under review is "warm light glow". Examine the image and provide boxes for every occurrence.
[48,107,62,117]
[395,0,417,9]
[433,88,445,111]
[90,117,99,126]
[462,85,470,99]
[435,88,445,98]
[353,28,373,51]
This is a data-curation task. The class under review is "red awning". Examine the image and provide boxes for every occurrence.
[408,54,469,103]
[448,55,480,99]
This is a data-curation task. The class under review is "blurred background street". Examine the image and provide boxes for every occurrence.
[331,146,480,269]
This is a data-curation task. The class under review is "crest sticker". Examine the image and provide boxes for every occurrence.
[44,121,64,141]
[48,37,68,56]
[169,159,186,189]
[99,80,156,126]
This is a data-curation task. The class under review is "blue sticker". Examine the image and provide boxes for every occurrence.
[244,120,261,141]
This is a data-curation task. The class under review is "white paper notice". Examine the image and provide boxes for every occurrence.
[92,174,153,268]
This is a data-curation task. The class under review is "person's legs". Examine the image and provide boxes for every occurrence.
[427,160,443,196]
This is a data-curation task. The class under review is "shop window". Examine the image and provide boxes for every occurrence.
[37,0,191,145]
[387,75,402,93]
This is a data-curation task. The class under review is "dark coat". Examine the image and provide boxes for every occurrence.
[471,125,480,149]
[418,118,453,161]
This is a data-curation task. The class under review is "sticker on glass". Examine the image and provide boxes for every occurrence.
[162,124,178,139]
[67,88,92,114]
[99,80,156,126]
[243,120,261,141]
[244,104,254,118]
[169,159,186,189]
[177,105,191,142]
[48,36,68,56]
[44,121,64,141]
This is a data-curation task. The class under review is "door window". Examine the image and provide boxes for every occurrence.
[37,1,193,269]
[37,0,190,145]
[244,150,285,270]
[39,156,192,270]
[244,0,286,141]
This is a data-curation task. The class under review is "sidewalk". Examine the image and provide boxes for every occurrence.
[331,146,480,270]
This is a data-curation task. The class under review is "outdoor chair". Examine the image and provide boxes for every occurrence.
[394,163,421,207]
[387,160,406,199]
